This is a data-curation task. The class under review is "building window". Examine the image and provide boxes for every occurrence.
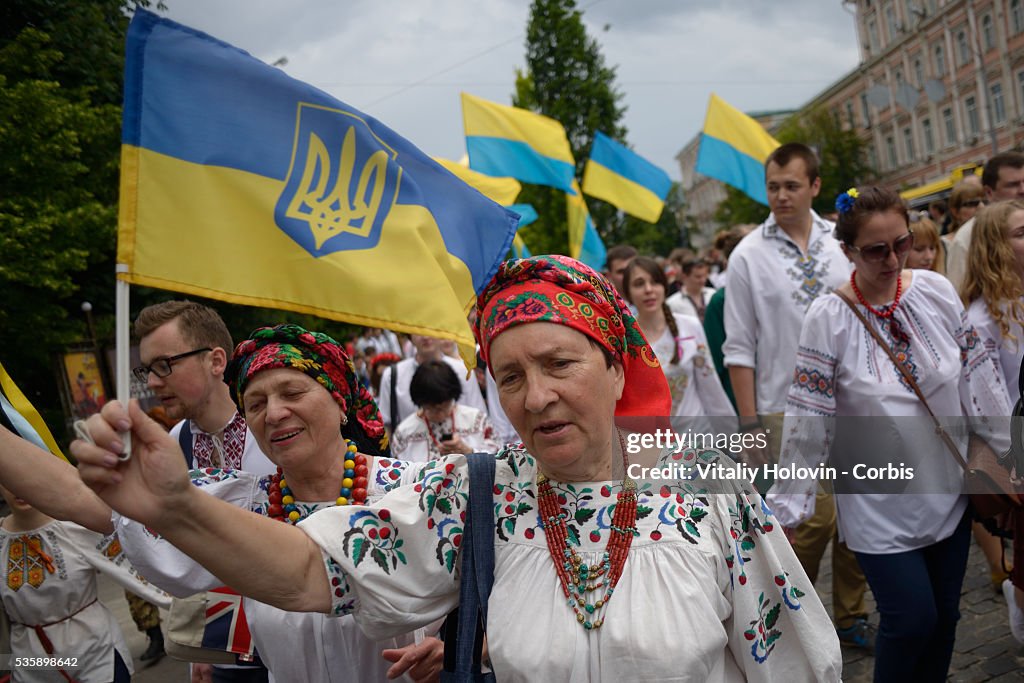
[886,135,898,168]
[914,57,924,85]
[1019,72,1024,119]
[965,96,979,135]
[885,4,899,39]
[861,92,872,127]
[1014,0,1024,34]
[868,20,880,53]
[895,68,904,85]
[934,44,946,77]
[957,30,970,66]
[943,107,956,145]
[923,118,934,154]
[903,127,915,160]
[982,14,995,51]
[846,101,855,128]
[992,82,1006,124]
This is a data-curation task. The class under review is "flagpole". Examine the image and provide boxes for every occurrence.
[115,266,132,456]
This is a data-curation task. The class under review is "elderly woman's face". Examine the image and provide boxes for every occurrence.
[489,322,624,481]
[241,368,343,471]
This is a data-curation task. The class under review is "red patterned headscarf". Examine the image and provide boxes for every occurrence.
[474,255,671,417]
[226,324,389,456]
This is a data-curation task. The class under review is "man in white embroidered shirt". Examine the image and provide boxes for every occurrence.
[722,142,872,651]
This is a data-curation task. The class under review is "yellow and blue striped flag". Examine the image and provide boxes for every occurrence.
[507,204,536,258]
[0,361,67,461]
[582,132,671,223]
[567,180,606,270]
[462,93,576,193]
[695,94,781,205]
[118,11,517,363]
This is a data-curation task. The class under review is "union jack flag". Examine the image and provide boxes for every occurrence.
[202,587,256,659]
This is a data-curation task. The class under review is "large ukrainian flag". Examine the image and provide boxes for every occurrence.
[694,93,781,205]
[582,132,671,223]
[118,11,517,362]
[462,93,576,193]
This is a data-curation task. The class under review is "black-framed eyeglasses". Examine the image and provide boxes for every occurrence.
[845,231,915,263]
[132,348,211,383]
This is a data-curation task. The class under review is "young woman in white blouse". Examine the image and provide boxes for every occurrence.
[623,256,735,424]
[961,199,1024,641]
[768,186,1011,682]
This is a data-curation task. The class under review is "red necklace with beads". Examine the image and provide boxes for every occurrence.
[266,439,369,523]
[850,271,902,319]
[537,431,637,631]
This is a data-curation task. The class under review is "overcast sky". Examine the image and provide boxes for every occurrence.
[157,0,862,182]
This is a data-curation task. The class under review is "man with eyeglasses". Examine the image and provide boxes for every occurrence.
[722,142,873,652]
[133,300,273,683]
[947,151,1024,289]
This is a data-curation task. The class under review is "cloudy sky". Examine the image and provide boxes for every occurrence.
[158,0,862,181]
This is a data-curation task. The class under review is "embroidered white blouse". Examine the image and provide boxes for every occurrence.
[723,212,851,414]
[391,403,501,462]
[768,271,1011,554]
[114,459,426,683]
[299,446,842,682]
[0,520,170,683]
[966,296,1024,393]
[650,313,736,424]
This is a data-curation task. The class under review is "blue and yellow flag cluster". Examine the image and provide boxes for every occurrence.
[118,11,517,363]
[695,94,781,205]
[0,362,66,461]
[462,93,577,194]
[582,132,671,223]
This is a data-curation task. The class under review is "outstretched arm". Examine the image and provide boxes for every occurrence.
[72,400,331,613]
[0,425,113,533]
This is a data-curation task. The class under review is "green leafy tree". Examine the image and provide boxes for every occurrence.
[714,186,767,227]
[512,0,627,258]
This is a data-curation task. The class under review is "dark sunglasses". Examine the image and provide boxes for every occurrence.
[845,231,914,263]
[132,348,212,382]
[960,199,983,208]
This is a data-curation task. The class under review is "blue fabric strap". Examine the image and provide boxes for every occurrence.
[442,452,497,682]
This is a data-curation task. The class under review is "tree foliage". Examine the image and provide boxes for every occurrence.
[512,0,630,258]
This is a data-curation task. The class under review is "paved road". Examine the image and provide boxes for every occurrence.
[99,538,1023,681]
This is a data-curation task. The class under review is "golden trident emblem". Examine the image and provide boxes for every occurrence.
[285,126,389,249]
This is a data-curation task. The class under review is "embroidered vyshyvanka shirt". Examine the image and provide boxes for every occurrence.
[391,403,500,462]
[966,296,1024,392]
[650,313,736,422]
[723,212,850,414]
[300,447,842,682]
[114,461,423,683]
[769,271,1011,554]
[0,520,169,683]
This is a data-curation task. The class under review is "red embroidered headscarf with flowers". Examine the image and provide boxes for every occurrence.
[226,324,389,456]
[474,255,671,418]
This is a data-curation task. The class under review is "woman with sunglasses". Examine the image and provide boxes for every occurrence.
[768,186,1011,682]
[961,199,1024,641]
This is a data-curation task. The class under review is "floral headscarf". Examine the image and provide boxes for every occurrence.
[226,324,389,456]
[474,255,671,417]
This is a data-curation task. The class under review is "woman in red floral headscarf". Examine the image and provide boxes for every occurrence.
[76,257,841,682]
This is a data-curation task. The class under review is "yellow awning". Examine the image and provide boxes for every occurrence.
[900,177,953,202]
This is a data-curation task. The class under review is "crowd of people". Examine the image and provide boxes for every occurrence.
[0,144,1022,683]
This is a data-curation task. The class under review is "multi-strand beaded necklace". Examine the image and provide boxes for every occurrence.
[537,432,637,631]
[266,439,369,523]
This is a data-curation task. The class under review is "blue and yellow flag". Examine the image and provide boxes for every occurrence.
[567,180,606,271]
[462,93,576,193]
[582,132,671,223]
[694,93,781,205]
[0,362,66,461]
[507,204,536,258]
[118,11,517,363]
